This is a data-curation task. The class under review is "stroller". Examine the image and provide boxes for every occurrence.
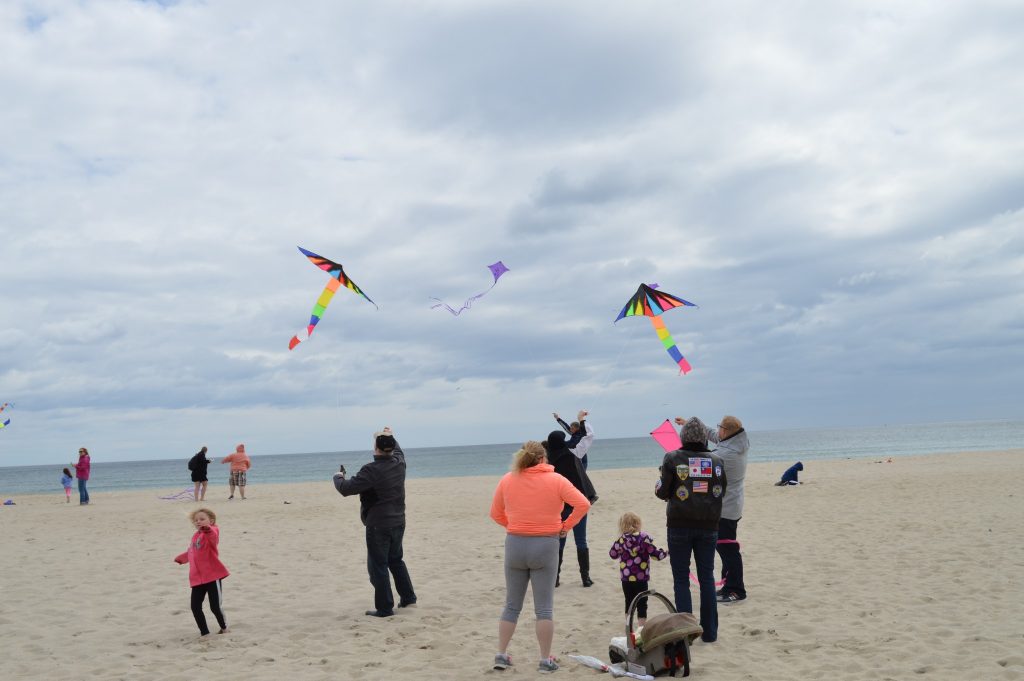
[608,590,703,677]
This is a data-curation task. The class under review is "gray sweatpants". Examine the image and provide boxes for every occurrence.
[501,534,559,623]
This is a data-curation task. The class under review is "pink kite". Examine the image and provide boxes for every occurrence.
[650,419,682,453]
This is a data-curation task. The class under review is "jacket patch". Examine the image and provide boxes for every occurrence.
[715,465,722,478]
[675,464,688,481]
[692,481,708,493]
[675,486,689,501]
[688,457,713,478]
[712,484,723,498]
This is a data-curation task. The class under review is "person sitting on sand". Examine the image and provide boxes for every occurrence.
[776,461,803,486]
[221,444,251,500]
[490,440,591,673]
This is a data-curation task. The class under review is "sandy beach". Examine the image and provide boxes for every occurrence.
[1,450,1022,680]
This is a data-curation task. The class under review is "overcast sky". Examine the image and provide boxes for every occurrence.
[1,0,1022,466]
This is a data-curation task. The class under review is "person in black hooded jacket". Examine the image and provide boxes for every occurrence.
[188,446,212,502]
[333,427,417,617]
[655,417,726,643]
[545,430,598,588]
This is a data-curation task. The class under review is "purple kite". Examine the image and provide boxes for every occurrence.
[431,261,509,316]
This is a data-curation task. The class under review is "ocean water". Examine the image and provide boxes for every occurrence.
[1,419,1021,496]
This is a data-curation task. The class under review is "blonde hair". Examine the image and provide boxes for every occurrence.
[719,415,743,436]
[511,441,546,472]
[190,507,217,525]
[619,512,642,534]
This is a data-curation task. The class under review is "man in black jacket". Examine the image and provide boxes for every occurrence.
[333,427,417,617]
[655,417,726,643]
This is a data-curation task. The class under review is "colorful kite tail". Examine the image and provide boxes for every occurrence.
[289,278,341,350]
[649,316,693,374]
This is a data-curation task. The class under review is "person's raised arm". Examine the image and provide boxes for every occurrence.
[553,413,571,434]
[574,419,595,453]
[706,421,720,445]
[199,525,218,548]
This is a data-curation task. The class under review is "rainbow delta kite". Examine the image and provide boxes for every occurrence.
[430,261,510,316]
[614,283,697,374]
[288,247,377,350]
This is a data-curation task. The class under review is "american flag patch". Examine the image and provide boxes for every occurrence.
[692,481,708,493]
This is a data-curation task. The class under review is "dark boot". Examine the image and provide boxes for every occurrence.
[578,548,593,587]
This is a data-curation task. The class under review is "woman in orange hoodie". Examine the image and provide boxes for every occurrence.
[221,444,251,500]
[489,441,590,674]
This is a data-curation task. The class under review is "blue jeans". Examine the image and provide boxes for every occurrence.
[365,525,416,614]
[559,505,588,549]
[667,526,718,642]
[77,478,89,504]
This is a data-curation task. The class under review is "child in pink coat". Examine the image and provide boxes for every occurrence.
[174,507,231,637]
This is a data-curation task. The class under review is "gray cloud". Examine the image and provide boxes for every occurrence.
[1,0,1022,464]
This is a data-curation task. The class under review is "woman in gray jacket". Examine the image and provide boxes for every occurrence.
[677,415,750,603]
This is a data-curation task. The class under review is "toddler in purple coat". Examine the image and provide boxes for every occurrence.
[609,512,667,626]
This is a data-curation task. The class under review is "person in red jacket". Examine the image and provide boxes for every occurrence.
[174,508,231,637]
[74,447,91,505]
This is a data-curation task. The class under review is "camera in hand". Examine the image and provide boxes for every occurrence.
[338,464,346,475]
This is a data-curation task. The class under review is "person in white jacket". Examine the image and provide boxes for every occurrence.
[553,410,595,469]
[675,414,750,603]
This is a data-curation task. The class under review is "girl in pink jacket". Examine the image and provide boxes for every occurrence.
[174,508,231,636]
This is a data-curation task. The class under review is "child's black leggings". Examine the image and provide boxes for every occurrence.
[622,579,650,619]
[190,579,227,635]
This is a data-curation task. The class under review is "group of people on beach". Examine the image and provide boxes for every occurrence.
[488,411,750,673]
[187,444,252,501]
[60,447,91,504]
[62,443,253,505]
[74,408,748,672]
[61,442,250,638]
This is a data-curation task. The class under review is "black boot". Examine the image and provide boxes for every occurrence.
[578,548,593,587]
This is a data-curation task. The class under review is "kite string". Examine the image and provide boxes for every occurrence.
[588,322,640,417]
